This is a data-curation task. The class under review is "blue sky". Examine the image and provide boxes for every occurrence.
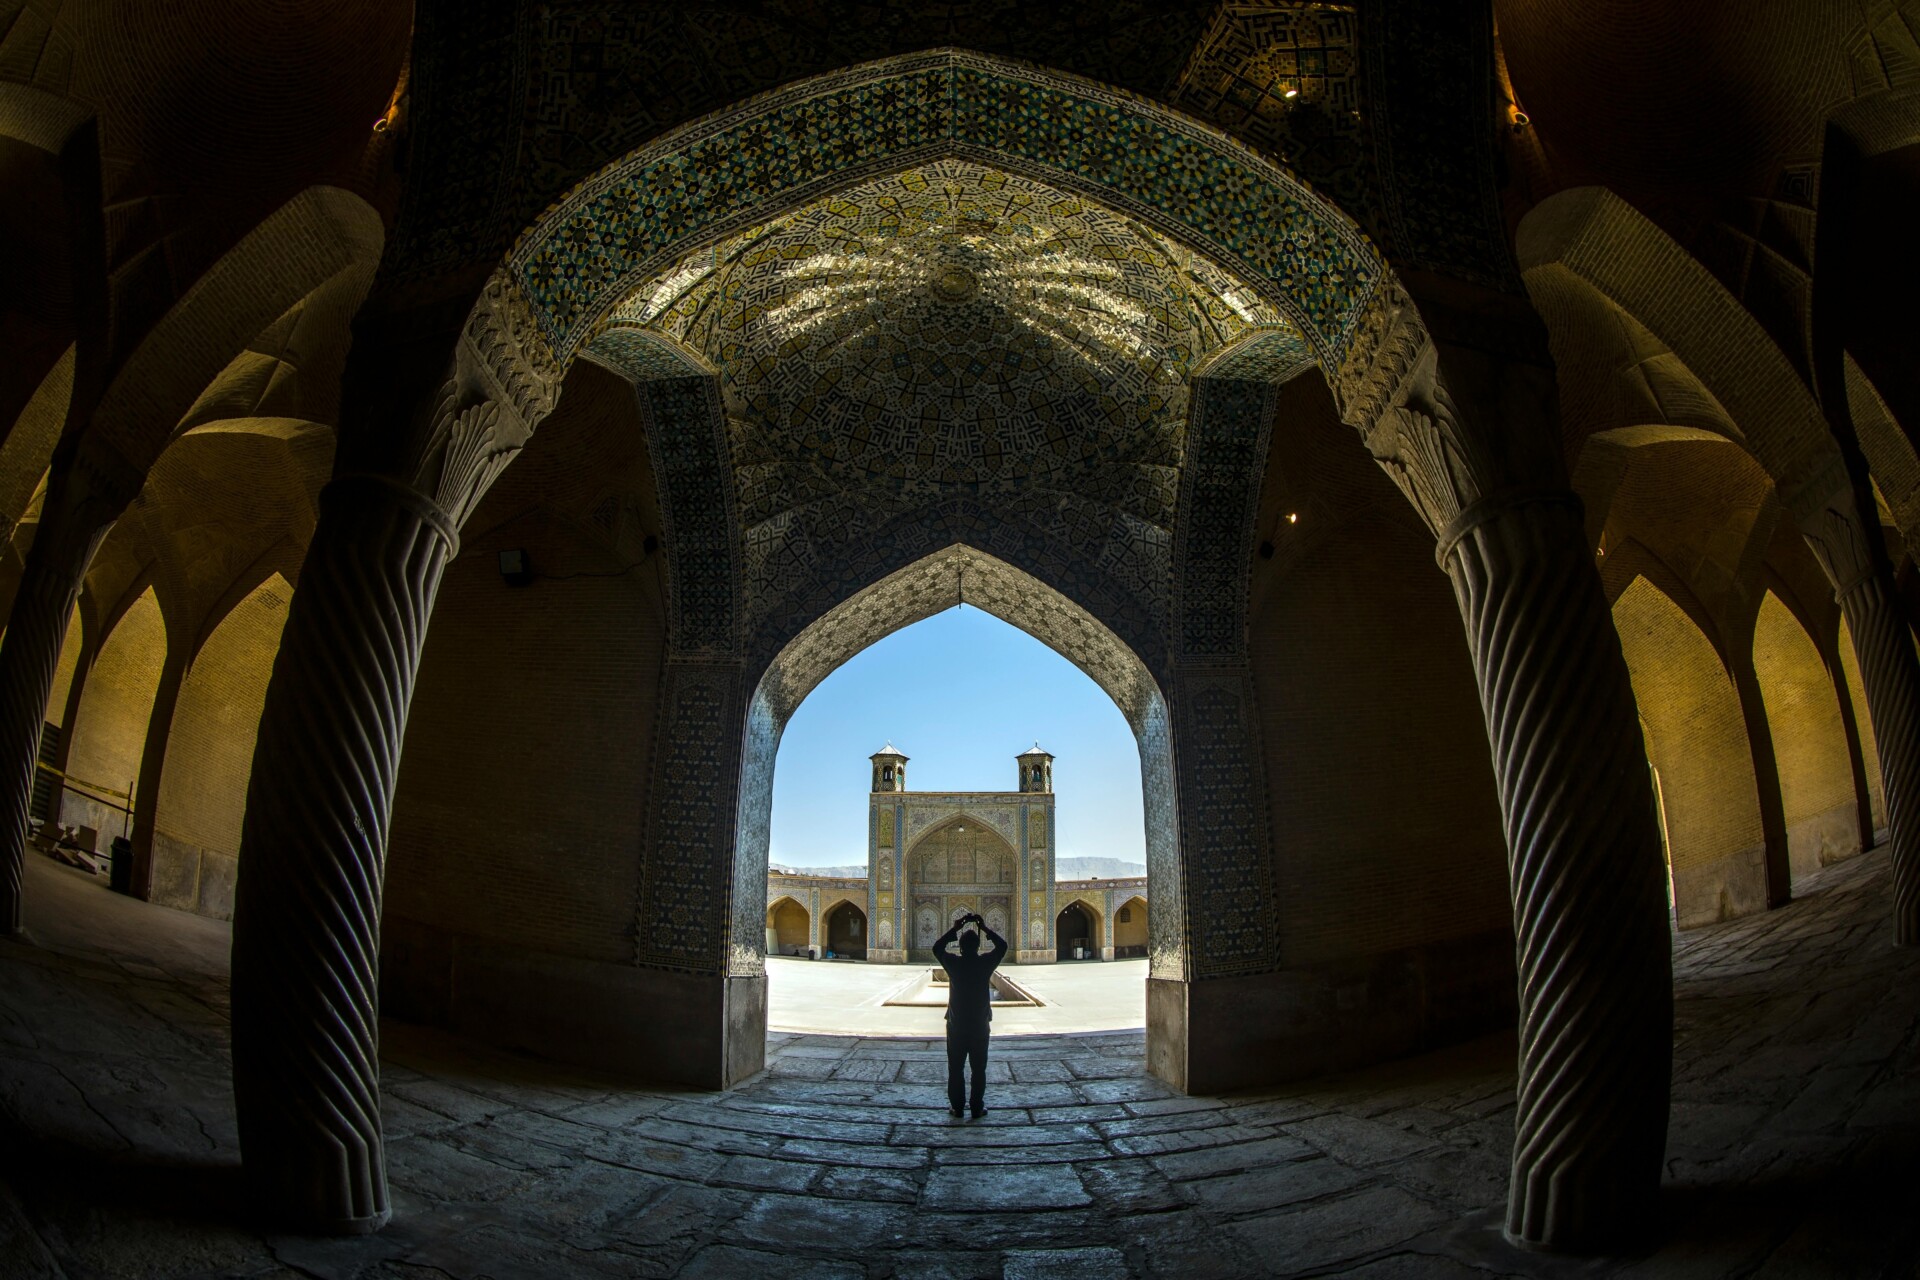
[768,605,1147,868]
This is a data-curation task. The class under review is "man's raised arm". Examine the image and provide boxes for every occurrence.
[934,919,964,957]
[981,918,1008,957]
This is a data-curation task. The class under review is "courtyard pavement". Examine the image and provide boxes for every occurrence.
[768,952,1147,1035]
[1,849,1917,1277]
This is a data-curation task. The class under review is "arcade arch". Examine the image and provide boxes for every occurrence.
[1612,575,1768,926]
[149,574,294,918]
[738,544,1183,994]
[1751,590,1865,882]
[60,585,165,844]
[1055,900,1102,961]
[824,899,867,960]
[1114,895,1148,957]
[766,897,808,957]
[220,47,1684,1250]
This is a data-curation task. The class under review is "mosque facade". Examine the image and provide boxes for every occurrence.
[766,744,1147,964]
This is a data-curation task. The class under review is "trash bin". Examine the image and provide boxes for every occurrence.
[108,837,133,895]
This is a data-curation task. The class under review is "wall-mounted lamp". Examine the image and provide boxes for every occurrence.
[499,548,534,586]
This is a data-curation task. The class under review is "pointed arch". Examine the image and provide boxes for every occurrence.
[507,50,1385,374]
[88,185,383,467]
[60,585,165,847]
[765,895,810,956]
[1114,894,1149,957]
[735,543,1183,986]
[148,573,294,918]
[1612,575,1769,926]
[1752,589,1866,883]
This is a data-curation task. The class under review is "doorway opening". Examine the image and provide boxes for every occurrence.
[825,900,867,959]
[1055,902,1099,961]
[748,547,1167,1042]
[767,896,809,958]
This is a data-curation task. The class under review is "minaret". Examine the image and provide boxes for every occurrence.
[1017,743,1053,793]
[870,743,909,793]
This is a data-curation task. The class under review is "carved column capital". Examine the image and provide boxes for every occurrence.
[396,274,566,535]
[1334,281,1563,542]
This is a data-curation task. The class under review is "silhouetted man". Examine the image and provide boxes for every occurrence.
[934,912,1007,1118]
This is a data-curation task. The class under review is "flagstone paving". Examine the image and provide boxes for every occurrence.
[1,850,1916,1277]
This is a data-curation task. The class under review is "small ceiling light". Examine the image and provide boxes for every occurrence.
[1283,87,1300,99]
[1286,512,1298,524]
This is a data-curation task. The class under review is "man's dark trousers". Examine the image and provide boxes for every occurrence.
[947,1018,989,1114]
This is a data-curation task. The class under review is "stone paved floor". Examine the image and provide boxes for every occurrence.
[2,849,1917,1278]
[766,953,1148,1035]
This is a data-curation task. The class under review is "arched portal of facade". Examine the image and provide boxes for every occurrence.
[902,813,1017,959]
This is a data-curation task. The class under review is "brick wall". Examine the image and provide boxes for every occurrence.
[1251,512,1512,968]
[385,362,667,970]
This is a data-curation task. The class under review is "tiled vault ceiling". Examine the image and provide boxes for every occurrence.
[609,159,1298,642]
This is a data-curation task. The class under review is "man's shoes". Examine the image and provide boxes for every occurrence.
[971,1108,988,1119]
[949,1108,964,1118]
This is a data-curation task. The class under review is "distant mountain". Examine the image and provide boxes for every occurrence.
[1056,856,1146,880]
[771,862,867,879]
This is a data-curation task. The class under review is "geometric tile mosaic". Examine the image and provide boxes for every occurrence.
[510,50,1384,369]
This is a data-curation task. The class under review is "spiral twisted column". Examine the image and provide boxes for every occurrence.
[229,475,454,1233]
[1440,495,1674,1251]
[1837,569,1920,943]
[0,460,126,934]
